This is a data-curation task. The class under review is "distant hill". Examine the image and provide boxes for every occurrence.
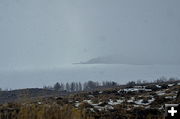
[0,88,68,104]
[78,55,180,65]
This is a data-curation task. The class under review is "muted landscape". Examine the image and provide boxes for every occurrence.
[1,0,180,119]
[1,64,180,90]
[0,78,180,119]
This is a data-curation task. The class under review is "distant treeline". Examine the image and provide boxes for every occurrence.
[43,80,118,92]
[42,76,179,92]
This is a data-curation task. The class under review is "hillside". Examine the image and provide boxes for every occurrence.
[0,88,68,104]
[0,81,179,119]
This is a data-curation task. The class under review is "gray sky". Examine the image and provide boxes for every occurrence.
[0,0,180,70]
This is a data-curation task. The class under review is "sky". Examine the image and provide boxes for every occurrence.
[0,0,180,70]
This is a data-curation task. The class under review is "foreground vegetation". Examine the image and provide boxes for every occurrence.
[0,78,179,119]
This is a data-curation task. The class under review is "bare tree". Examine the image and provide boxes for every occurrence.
[54,82,61,91]
[83,81,98,91]
[60,83,65,91]
[66,83,70,92]
[78,82,82,91]
[70,82,76,92]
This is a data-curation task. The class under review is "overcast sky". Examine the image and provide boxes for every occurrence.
[0,0,180,70]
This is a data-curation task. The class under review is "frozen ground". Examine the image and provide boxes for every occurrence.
[0,64,180,89]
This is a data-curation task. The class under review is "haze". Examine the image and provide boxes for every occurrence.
[0,0,180,89]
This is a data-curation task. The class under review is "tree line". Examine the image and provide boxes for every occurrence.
[0,77,178,92]
[43,81,118,92]
[43,76,179,92]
